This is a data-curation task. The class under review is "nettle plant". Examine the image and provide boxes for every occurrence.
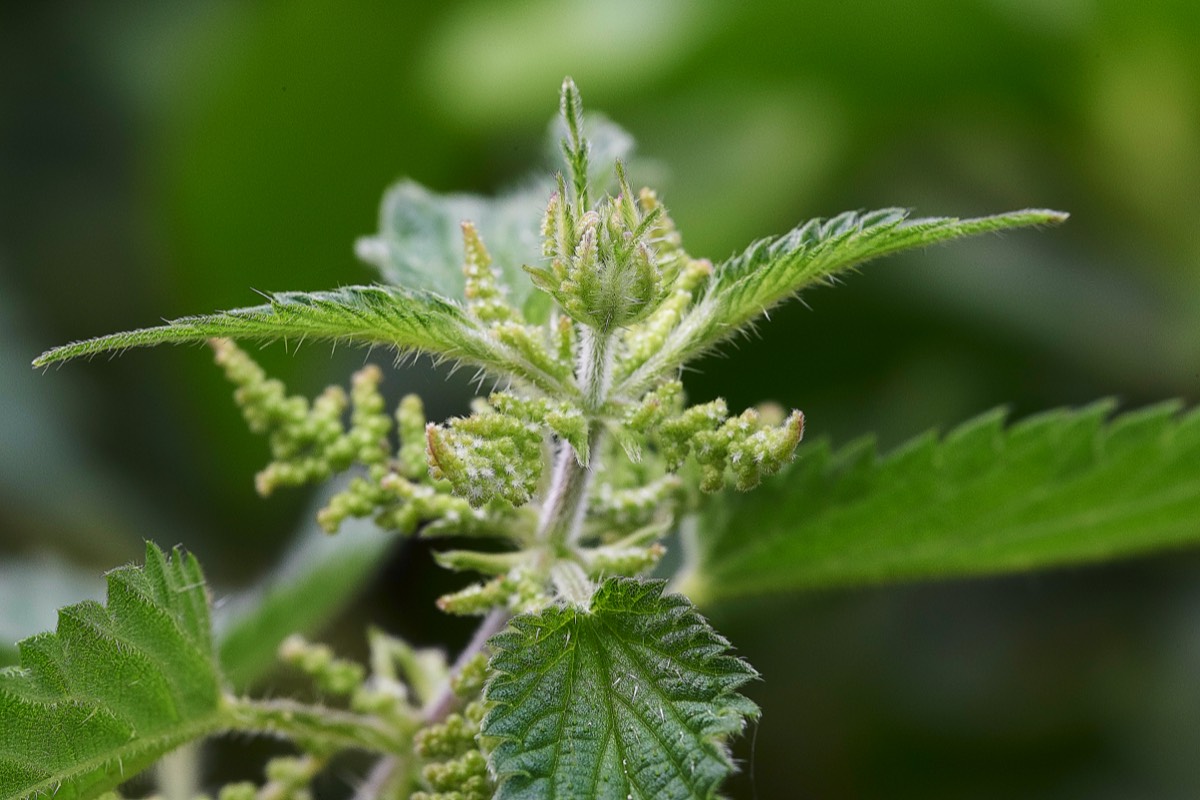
[10,79,1200,800]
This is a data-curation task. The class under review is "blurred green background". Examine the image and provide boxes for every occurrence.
[3,1,1199,797]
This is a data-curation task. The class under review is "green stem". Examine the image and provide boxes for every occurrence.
[539,325,611,552]
[224,697,414,754]
[356,607,512,800]
[577,326,613,413]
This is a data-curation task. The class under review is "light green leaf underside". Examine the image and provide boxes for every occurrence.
[356,114,634,324]
[32,286,569,396]
[617,208,1067,397]
[483,578,758,800]
[0,543,223,800]
[685,401,1200,604]
[356,180,548,318]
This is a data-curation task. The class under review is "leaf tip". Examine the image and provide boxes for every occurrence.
[1026,208,1070,225]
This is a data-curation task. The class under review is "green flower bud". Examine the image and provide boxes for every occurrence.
[590,475,683,530]
[277,634,365,696]
[655,400,805,492]
[527,161,672,333]
[579,542,666,577]
[422,751,488,792]
[396,393,429,478]
[461,221,520,323]
[436,576,511,616]
[425,413,543,508]
[450,654,489,698]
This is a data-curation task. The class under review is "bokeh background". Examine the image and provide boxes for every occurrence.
[3,2,1200,797]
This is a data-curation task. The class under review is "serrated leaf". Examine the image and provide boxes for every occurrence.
[616,208,1068,397]
[483,578,757,800]
[683,401,1200,604]
[0,543,224,800]
[0,558,105,668]
[33,286,570,396]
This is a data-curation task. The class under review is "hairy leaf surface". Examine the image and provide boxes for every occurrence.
[0,543,224,800]
[483,578,757,800]
[616,208,1067,396]
[684,401,1200,603]
[33,286,570,395]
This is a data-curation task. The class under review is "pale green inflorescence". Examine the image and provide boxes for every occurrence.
[23,75,1071,800]
[209,78,806,625]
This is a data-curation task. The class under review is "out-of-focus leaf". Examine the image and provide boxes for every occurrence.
[682,401,1200,604]
[215,489,399,690]
[355,114,636,324]
[355,180,548,317]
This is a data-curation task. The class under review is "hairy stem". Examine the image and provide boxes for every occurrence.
[538,435,596,553]
[577,326,613,413]
[224,697,414,754]
[539,325,611,552]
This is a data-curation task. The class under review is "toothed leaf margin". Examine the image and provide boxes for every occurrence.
[0,543,223,800]
[483,578,758,800]
[686,401,1200,602]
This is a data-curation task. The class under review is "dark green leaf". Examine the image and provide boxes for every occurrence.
[484,578,757,800]
[683,401,1200,603]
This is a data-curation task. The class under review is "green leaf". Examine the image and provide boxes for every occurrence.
[0,543,224,800]
[682,401,1200,604]
[0,557,105,668]
[616,208,1068,397]
[216,491,400,690]
[32,286,571,396]
[355,180,548,319]
[355,114,635,325]
[483,578,758,800]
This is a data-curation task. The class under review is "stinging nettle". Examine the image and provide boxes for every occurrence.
[15,77,1079,800]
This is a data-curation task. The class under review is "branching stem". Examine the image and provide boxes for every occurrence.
[355,606,512,800]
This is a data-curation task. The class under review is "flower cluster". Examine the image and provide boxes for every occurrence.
[211,77,805,619]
